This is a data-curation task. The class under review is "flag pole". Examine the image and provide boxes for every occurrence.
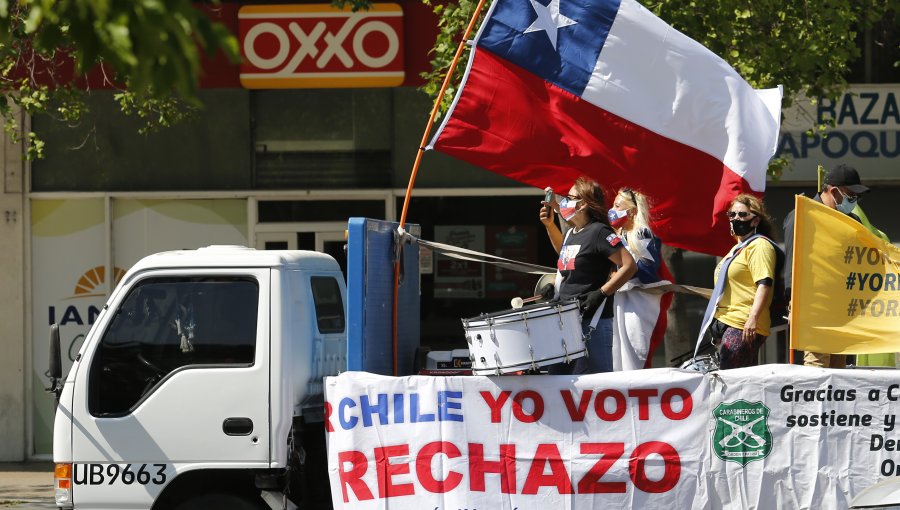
[391,0,489,375]
[789,194,801,364]
[397,0,489,229]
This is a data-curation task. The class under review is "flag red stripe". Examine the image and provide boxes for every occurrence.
[644,260,674,369]
[434,49,758,256]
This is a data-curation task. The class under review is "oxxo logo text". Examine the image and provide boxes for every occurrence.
[239,4,405,89]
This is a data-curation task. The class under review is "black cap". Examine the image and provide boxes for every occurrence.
[825,164,869,194]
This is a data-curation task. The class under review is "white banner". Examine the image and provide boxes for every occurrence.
[325,365,900,509]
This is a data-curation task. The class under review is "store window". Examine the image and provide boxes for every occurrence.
[400,194,559,350]
[849,15,900,83]
[33,90,252,192]
[252,89,393,188]
[258,200,385,222]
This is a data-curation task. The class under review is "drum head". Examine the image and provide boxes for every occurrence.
[533,273,556,296]
[464,299,580,325]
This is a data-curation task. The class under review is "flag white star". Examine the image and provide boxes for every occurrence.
[524,0,577,50]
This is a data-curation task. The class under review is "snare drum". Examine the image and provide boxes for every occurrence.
[679,354,720,373]
[463,300,585,375]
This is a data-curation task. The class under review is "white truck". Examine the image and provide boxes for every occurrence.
[49,244,355,509]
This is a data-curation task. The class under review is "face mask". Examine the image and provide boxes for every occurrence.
[608,208,629,228]
[835,189,858,215]
[559,198,580,221]
[730,219,755,237]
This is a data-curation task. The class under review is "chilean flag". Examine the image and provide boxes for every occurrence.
[428,0,782,256]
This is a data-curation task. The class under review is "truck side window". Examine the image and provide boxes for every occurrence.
[88,277,259,416]
[310,276,345,334]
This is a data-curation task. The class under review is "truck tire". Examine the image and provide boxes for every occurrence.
[172,492,267,510]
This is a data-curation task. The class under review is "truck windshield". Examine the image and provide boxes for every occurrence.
[88,276,259,416]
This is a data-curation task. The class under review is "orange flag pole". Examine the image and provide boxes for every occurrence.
[391,0,489,375]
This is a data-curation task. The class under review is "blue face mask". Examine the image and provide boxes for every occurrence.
[835,189,858,215]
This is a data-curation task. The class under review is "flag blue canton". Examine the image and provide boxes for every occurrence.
[477,0,621,97]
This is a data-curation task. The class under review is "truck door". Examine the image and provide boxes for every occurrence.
[68,269,272,499]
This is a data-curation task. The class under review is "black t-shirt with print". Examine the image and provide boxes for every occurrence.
[557,221,620,318]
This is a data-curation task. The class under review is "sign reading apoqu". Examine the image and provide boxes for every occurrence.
[777,85,900,181]
[239,4,405,89]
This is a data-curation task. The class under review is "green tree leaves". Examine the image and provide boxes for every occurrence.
[4,0,239,98]
[0,0,239,157]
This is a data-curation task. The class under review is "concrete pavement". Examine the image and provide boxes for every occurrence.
[0,463,54,509]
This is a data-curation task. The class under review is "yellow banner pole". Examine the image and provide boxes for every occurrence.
[789,195,800,364]
[791,170,824,364]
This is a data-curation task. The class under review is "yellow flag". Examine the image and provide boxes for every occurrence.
[791,196,900,354]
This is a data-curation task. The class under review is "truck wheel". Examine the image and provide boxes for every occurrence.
[172,492,267,510]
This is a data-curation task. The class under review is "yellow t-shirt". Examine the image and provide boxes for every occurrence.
[713,238,776,336]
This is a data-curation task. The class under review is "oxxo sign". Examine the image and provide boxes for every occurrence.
[239,4,405,89]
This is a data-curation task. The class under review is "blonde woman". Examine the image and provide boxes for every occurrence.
[607,188,672,370]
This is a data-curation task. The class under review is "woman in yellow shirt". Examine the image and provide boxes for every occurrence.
[711,194,777,369]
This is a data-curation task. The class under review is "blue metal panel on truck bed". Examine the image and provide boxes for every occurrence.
[346,218,420,375]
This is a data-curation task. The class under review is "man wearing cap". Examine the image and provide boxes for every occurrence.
[783,163,870,368]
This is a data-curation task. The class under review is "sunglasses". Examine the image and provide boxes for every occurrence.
[726,211,755,219]
[837,188,860,202]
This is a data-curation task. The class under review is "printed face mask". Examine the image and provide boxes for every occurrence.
[608,208,630,228]
[559,198,580,221]
[730,219,755,237]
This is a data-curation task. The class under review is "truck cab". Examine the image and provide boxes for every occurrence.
[52,246,347,509]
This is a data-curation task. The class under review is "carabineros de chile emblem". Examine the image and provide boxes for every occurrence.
[712,400,772,466]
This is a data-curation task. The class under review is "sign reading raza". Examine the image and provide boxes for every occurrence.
[239,4,405,89]
[326,366,900,509]
[777,85,900,181]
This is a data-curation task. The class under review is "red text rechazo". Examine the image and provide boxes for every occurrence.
[337,441,681,502]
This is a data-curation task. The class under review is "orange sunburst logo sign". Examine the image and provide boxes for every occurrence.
[73,266,126,296]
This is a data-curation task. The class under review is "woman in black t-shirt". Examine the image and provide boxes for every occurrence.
[539,177,637,374]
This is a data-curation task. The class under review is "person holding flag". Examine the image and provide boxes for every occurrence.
[783,163,870,368]
[539,177,636,374]
[606,187,673,370]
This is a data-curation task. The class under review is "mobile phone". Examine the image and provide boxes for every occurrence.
[543,188,553,216]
